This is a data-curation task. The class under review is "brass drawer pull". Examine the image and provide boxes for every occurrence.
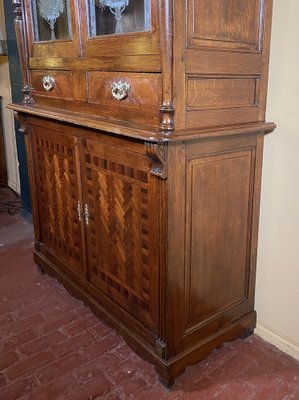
[42,75,55,91]
[111,80,131,101]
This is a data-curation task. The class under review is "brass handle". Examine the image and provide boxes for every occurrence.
[42,75,55,91]
[111,80,131,101]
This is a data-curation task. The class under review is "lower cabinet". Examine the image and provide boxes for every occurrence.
[30,118,159,331]
[26,116,264,386]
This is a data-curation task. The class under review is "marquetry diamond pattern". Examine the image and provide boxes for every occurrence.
[33,130,84,274]
[84,149,152,327]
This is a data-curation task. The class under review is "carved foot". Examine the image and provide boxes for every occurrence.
[155,367,176,389]
[159,375,175,390]
[240,329,254,340]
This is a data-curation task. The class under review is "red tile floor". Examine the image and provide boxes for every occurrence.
[0,190,299,399]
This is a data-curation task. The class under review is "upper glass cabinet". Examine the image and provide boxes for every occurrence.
[25,0,159,68]
[31,0,72,42]
[88,0,151,36]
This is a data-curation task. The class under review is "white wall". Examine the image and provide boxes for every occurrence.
[256,0,299,359]
[0,0,20,192]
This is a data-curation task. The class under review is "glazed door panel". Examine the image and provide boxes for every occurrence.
[30,125,86,275]
[24,0,81,58]
[81,138,159,330]
[79,0,160,66]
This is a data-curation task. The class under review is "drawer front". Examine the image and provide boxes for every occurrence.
[88,72,162,125]
[31,70,86,101]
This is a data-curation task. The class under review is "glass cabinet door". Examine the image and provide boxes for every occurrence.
[24,0,80,58]
[88,0,151,36]
[31,0,72,42]
[81,0,160,66]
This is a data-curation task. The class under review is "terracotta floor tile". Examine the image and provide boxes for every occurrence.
[0,190,299,399]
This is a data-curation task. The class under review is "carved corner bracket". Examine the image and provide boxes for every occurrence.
[145,141,168,180]
[13,111,28,134]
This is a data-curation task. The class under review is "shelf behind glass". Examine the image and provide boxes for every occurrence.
[89,0,151,37]
[32,0,72,42]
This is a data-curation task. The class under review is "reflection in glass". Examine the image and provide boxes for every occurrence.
[89,0,151,36]
[32,0,72,42]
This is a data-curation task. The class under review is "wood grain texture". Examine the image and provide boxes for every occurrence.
[29,55,162,73]
[186,49,263,75]
[186,76,258,110]
[11,0,276,388]
[186,107,260,128]
[30,70,86,101]
[31,125,86,276]
[189,0,261,49]
[81,139,158,329]
[182,0,272,130]
[159,0,175,133]
[186,150,253,328]
[88,71,161,108]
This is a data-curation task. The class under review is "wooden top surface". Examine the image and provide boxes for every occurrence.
[9,102,276,143]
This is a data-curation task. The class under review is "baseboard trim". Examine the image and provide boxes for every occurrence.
[8,180,20,194]
[255,321,299,361]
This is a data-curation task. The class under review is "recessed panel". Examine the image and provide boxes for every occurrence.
[88,0,151,36]
[83,140,156,329]
[186,77,258,110]
[190,0,262,50]
[32,127,85,275]
[186,150,253,328]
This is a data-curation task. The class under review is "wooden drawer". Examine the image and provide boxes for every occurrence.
[31,70,76,100]
[88,71,162,125]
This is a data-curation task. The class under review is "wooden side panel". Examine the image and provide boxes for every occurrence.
[190,0,261,50]
[31,125,85,275]
[81,139,158,329]
[186,150,253,328]
[166,135,262,359]
[186,76,258,110]
[174,0,273,130]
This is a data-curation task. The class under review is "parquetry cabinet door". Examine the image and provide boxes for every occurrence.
[80,137,159,330]
[30,124,86,276]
